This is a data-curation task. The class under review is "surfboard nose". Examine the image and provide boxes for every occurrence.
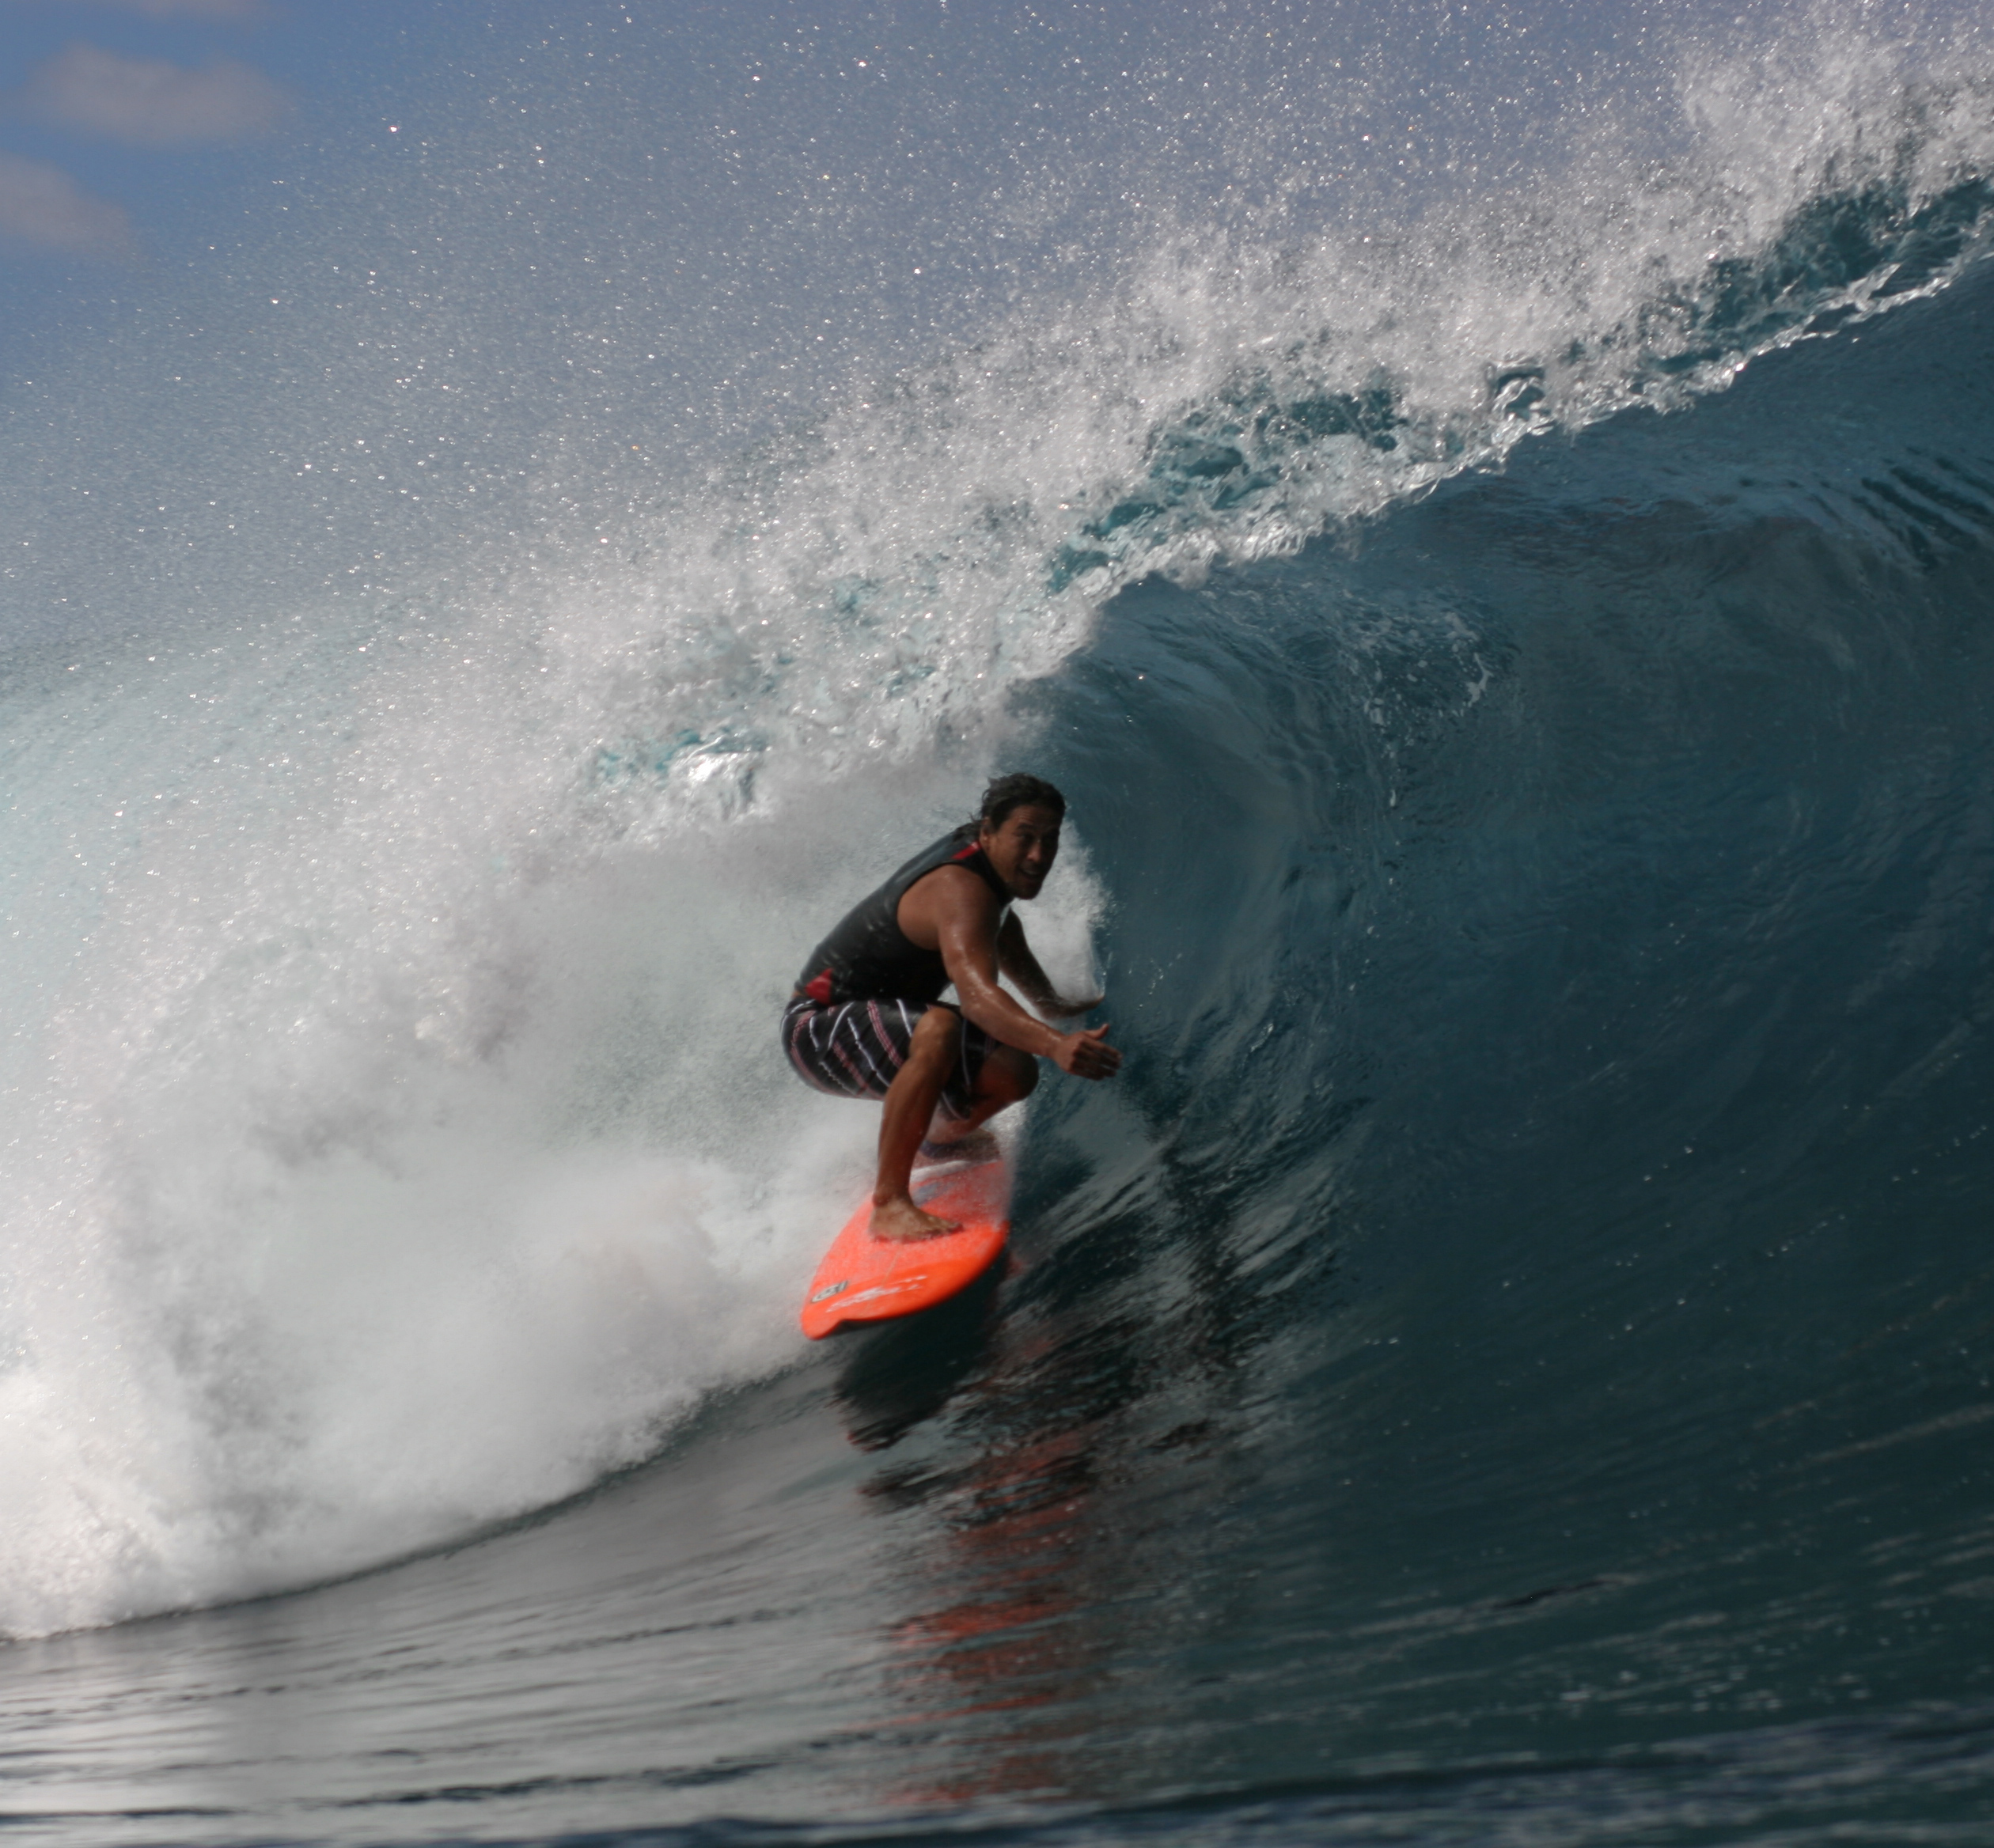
[801,1155,1012,1339]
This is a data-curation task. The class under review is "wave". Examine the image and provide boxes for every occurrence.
[2,2,1993,1648]
[865,249,1994,1808]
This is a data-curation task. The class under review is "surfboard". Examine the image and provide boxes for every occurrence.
[799,1149,1011,1339]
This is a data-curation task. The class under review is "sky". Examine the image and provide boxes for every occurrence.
[2,0,1983,654]
[0,0,1733,370]
[5,0,1985,358]
[0,1,441,275]
[1,2,1252,453]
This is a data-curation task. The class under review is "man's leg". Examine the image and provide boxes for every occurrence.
[923,1045,1038,1152]
[872,1007,971,1241]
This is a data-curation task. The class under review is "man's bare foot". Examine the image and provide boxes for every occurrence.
[870,1194,960,1242]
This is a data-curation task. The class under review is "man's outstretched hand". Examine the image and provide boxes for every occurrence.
[1055,1021,1122,1081]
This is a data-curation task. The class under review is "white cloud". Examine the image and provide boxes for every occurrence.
[18,43,290,146]
[0,152,130,255]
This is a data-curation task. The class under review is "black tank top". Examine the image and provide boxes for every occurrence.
[796,825,1012,1005]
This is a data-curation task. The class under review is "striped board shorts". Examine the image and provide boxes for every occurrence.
[782,994,997,1122]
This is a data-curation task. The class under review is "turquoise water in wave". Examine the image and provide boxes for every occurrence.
[4,3,1994,1843]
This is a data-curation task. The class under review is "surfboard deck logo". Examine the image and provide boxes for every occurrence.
[799,1150,1011,1339]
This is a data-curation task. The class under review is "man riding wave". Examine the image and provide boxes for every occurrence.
[783,773,1122,1240]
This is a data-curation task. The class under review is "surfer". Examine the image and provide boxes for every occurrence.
[784,773,1121,1240]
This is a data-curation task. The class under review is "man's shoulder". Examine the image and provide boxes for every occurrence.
[919,858,1003,902]
[902,858,1004,927]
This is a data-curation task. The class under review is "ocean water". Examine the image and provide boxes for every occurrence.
[5,3,1994,1842]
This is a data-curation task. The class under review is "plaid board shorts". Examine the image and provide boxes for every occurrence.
[782,994,998,1122]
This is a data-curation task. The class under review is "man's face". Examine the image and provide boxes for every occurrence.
[980,803,1062,899]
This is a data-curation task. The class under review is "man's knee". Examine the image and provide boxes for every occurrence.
[908,1006,963,1062]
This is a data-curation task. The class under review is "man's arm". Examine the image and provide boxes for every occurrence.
[915,869,1120,1080]
[996,911,1103,1018]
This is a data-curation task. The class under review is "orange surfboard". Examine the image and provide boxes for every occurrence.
[800,1152,1012,1339]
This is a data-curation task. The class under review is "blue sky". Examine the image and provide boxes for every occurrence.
[0,1,441,268]
[0,0,1720,324]
[2,0,1980,652]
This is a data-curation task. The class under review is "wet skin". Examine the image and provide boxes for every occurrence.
[870,804,1121,1241]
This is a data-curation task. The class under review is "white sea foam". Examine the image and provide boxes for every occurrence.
[0,612,1105,1635]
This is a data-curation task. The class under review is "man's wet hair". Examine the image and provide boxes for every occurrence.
[979,772,1066,830]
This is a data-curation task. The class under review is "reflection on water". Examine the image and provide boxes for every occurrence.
[832,1158,1292,1812]
[835,1259,1099,1801]
[834,1262,1011,1452]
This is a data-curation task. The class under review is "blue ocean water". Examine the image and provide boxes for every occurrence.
[4,5,1994,1843]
